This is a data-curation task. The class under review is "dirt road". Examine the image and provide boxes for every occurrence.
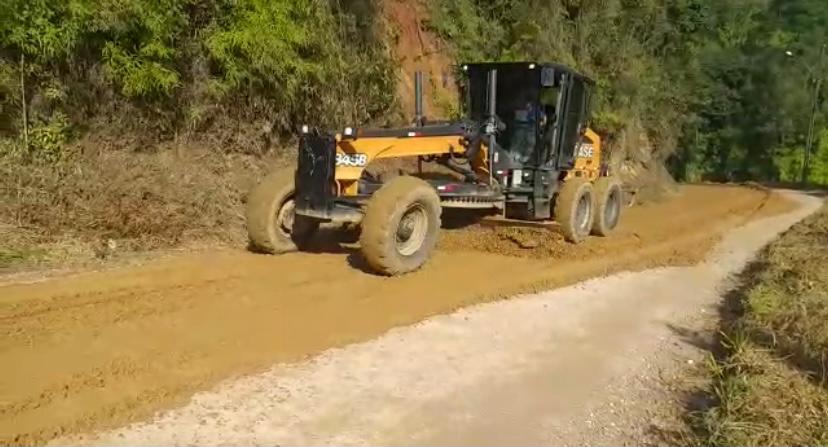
[58,190,822,446]
[0,185,794,444]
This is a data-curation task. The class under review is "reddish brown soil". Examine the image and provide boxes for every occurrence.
[0,185,794,445]
[440,184,793,264]
[384,0,457,121]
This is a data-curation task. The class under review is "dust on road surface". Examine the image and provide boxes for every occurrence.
[58,190,822,447]
[61,189,820,446]
[0,185,794,444]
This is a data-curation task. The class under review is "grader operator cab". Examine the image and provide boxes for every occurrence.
[246,62,622,275]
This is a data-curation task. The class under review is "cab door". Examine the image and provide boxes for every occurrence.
[555,76,588,170]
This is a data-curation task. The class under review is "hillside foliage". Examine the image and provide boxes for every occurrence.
[0,0,826,263]
[428,0,828,184]
[0,0,396,155]
[0,0,825,180]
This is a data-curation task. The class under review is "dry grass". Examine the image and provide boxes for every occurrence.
[0,143,284,270]
[690,202,828,446]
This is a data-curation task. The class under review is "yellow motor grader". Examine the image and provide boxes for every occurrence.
[246,62,622,275]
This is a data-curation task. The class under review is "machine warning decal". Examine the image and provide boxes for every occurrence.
[336,153,368,167]
[577,143,594,159]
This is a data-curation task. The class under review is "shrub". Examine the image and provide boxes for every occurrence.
[0,146,268,250]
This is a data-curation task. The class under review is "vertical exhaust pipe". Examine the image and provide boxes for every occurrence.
[486,69,497,122]
[486,69,498,186]
[414,71,424,127]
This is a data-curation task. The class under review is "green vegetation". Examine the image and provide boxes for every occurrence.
[0,0,826,261]
[0,0,395,149]
[691,203,828,446]
[0,0,396,262]
[1,0,825,179]
[428,0,828,184]
[0,246,45,268]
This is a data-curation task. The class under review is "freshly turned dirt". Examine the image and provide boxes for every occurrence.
[0,185,793,445]
[441,184,792,262]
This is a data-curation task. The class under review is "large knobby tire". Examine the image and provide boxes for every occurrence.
[359,176,441,276]
[554,178,595,243]
[245,168,318,254]
[591,176,623,236]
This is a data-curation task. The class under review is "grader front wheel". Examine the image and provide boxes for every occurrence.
[359,176,442,276]
[245,168,318,253]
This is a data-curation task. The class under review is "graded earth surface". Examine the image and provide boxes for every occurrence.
[0,184,802,444]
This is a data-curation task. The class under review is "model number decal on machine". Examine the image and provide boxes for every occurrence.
[577,143,594,159]
[336,153,368,167]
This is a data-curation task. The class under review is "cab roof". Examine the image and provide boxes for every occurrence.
[460,61,595,85]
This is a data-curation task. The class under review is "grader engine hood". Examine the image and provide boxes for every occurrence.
[294,123,473,224]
